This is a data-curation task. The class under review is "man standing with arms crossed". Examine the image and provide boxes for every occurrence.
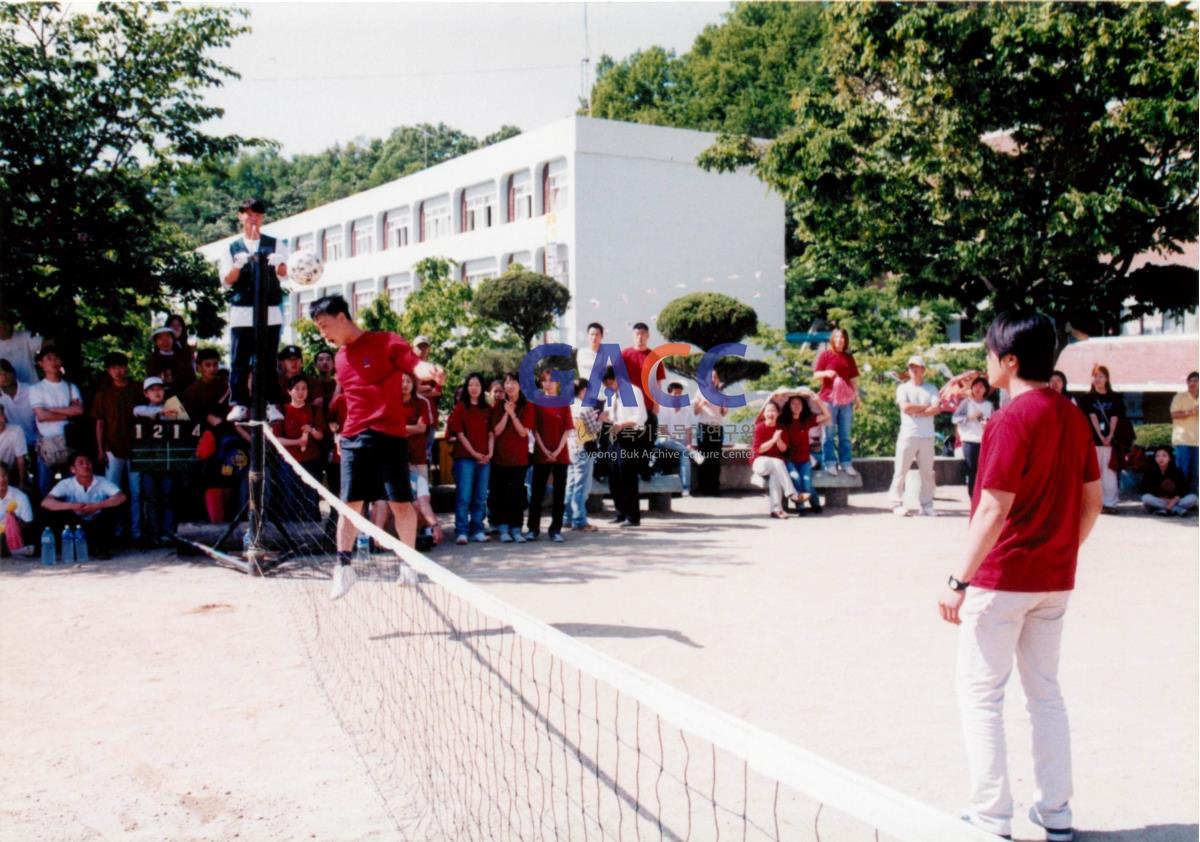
[939,312,1102,842]
[309,294,444,600]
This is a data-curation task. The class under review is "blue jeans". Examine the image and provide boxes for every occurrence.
[565,448,595,527]
[655,437,692,492]
[140,471,175,542]
[822,403,854,467]
[104,453,142,540]
[786,460,813,495]
[1177,445,1199,494]
[452,458,490,537]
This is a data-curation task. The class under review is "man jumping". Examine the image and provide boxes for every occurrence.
[309,294,444,600]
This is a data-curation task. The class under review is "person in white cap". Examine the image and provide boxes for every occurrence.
[145,325,194,397]
[889,355,942,516]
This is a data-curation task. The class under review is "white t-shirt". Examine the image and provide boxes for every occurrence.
[47,476,122,520]
[217,235,288,328]
[0,383,36,443]
[0,485,33,523]
[952,397,994,444]
[576,346,600,383]
[0,332,43,384]
[656,402,695,443]
[28,379,81,438]
[0,425,27,468]
[895,381,940,438]
[607,384,647,431]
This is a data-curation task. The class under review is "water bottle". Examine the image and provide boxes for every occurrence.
[354,532,370,563]
[40,527,56,566]
[60,526,76,564]
[73,525,89,562]
[242,529,253,556]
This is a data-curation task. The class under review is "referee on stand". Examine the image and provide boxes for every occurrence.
[309,294,444,600]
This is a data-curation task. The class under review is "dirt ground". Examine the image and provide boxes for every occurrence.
[1,486,1196,841]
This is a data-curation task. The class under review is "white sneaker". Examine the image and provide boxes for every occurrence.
[455,535,468,545]
[329,564,356,600]
[918,506,938,518]
[841,465,859,477]
[892,505,910,517]
[397,564,419,586]
[1029,806,1074,842]
[825,464,840,476]
[471,532,489,543]
[226,404,248,422]
[266,404,284,423]
[689,450,706,465]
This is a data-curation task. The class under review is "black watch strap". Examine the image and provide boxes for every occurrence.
[948,575,970,592]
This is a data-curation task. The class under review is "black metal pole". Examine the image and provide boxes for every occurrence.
[246,252,270,574]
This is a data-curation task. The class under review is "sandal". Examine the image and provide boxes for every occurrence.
[770,510,789,519]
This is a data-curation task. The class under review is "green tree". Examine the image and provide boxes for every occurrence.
[0,2,254,369]
[588,47,683,126]
[473,265,571,351]
[742,3,1198,338]
[656,292,768,385]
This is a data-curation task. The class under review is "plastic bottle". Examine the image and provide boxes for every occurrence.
[73,525,89,562]
[60,526,76,564]
[40,527,56,566]
[242,529,253,555]
[354,532,371,563]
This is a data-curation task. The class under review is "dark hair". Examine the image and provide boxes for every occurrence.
[459,372,486,406]
[0,359,13,375]
[315,348,335,362]
[238,198,266,213]
[667,381,684,392]
[286,375,308,391]
[984,311,1056,382]
[574,378,591,397]
[68,451,93,468]
[0,405,6,421]
[1050,370,1068,388]
[196,348,220,364]
[1188,371,1199,381]
[309,294,352,321]
[1089,364,1112,394]
[166,314,188,336]
[632,322,649,332]
[602,365,617,382]
[586,322,604,334]
[970,375,990,393]
[103,352,129,368]
[501,371,527,411]
[829,326,851,352]
[780,394,814,425]
[34,347,60,363]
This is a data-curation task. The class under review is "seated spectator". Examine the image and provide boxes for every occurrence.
[92,351,145,544]
[1141,448,1197,517]
[146,326,195,397]
[40,452,126,559]
[182,348,230,424]
[1170,371,1199,494]
[0,311,44,385]
[1049,370,1070,397]
[0,358,37,447]
[29,348,83,496]
[276,345,308,398]
[752,400,807,519]
[781,392,829,514]
[270,375,324,521]
[952,376,995,499]
[0,464,34,557]
[134,377,181,545]
[0,406,27,487]
[655,381,705,496]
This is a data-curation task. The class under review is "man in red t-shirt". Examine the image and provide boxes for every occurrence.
[938,312,1102,842]
[309,294,444,600]
[621,322,663,435]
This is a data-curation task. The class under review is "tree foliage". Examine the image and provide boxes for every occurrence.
[0,2,254,369]
[473,265,571,351]
[739,2,1199,336]
[656,292,767,385]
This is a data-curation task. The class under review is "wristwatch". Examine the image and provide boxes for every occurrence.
[947,575,970,592]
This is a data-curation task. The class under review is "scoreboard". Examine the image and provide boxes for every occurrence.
[130,420,202,472]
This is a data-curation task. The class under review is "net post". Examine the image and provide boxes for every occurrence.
[246,252,271,575]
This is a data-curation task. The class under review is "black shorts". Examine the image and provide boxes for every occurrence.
[339,430,413,504]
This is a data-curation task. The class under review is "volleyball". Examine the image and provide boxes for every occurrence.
[288,250,323,286]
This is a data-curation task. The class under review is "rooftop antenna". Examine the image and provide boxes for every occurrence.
[580,3,591,116]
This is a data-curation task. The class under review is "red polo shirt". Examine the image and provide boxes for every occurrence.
[786,417,817,463]
[533,404,573,465]
[334,331,421,439]
[445,401,493,460]
[490,400,536,467]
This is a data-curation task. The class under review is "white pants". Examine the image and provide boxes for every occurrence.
[751,457,797,513]
[957,588,1073,837]
[888,433,935,508]
[1095,446,1119,507]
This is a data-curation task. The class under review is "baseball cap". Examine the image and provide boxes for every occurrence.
[151,326,174,339]
[907,355,926,368]
[143,376,165,390]
[34,347,60,363]
[238,198,266,213]
[413,335,431,347]
[279,344,303,360]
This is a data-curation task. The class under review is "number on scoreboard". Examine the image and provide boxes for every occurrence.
[130,420,203,472]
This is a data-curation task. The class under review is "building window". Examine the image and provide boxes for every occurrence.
[351,280,376,315]
[350,218,372,257]
[294,289,316,324]
[421,195,451,241]
[461,182,497,233]
[508,171,532,222]
[505,250,531,270]
[463,257,498,288]
[383,208,409,250]
[322,226,343,262]
[543,159,569,214]
[293,233,315,254]
[545,243,569,285]
[385,273,413,312]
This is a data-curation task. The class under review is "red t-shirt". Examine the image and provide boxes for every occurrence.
[621,346,664,414]
[445,401,493,460]
[403,396,434,464]
[786,417,817,463]
[752,420,789,465]
[334,331,421,439]
[272,402,325,464]
[490,400,536,467]
[533,404,573,465]
[814,350,860,403]
[970,388,1101,593]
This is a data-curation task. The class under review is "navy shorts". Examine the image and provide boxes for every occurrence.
[339,430,413,504]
